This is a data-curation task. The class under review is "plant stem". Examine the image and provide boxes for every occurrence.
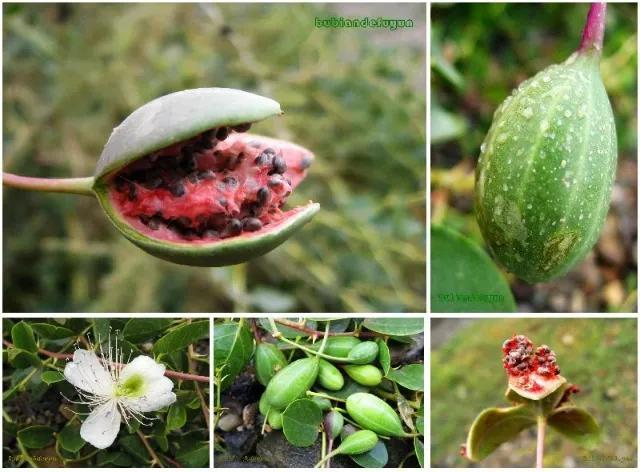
[536,415,546,468]
[189,344,210,429]
[306,390,345,403]
[272,335,350,363]
[2,340,210,383]
[137,430,164,468]
[579,3,607,53]
[271,318,375,338]
[3,172,95,196]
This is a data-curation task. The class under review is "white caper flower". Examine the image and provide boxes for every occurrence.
[63,338,176,449]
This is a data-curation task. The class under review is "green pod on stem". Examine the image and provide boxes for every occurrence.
[347,341,379,364]
[346,392,407,437]
[343,364,382,387]
[264,357,320,410]
[475,5,617,282]
[317,359,345,391]
[255,342,288,386]
[310,336,361,359]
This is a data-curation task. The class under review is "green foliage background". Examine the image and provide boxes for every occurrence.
[431,3,637,312]
[431,319,637,467]
[3,4,426,313]
[2,317,210,467]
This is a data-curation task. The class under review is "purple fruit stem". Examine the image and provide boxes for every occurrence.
[579,3,607,54]
[3,172,94,196]
[536,416,546,468]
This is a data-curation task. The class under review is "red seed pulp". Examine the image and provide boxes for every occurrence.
[502,334,561,397]
[108,126,313,243]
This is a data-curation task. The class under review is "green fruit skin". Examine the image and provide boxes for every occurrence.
[311,337,361,359]
[343,364,382,387]
[255,342,288,386]
[309,396,332,411]
[336,430,378,455]
[264,357,320,410]
[475,51,617,283]
[347,341,379,364]
[258,393,270,416]
[317,359,345,391]
[346,392,406,437]
[325,411,344,440]
[267,409,283,430]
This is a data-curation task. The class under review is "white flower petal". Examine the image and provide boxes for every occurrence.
[121,377,177,412]
[119,355,166,382]
[80,400,121,449]
[64,349,113,396]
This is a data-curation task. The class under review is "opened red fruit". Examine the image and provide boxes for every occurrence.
[502,334,566,400]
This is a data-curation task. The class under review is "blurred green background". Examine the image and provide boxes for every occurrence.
[431,318,637,467]
[431,3,637,312]
[3,3,426,313]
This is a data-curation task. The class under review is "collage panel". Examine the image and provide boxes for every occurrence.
[2,317,210,468]
[430,2,637,313]
[430,317,637,468]
[3,2,426,314]
[213,317,425,468]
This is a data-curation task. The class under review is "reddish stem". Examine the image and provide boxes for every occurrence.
[270,318,376,338]
[579,3,607,53]
[3,172,95,196]
[3,340,209,383]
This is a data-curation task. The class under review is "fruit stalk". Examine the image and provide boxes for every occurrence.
[3,172,94,196]
[579,3,607,53]
[536,415,546,468]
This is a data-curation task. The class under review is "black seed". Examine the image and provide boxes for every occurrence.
[248,140,262,148]
[226,155,239,170]
[145,176,163,189]
[139,215,151,225]
[202,129,217,141]
[270,155,287,175]
[218,197,227,207]
[243,217,262,232]
[176,217,191,228]
[187,173,198,184]
[216,126,230,141]
[268,176,283,188]
[169,181,185,197]
[232,123,252,133]
[158,155,179,169]
[148,216,162,230]
[257,187,270,205]
[115,176,127,191]
[223,175,238,187]
[127,183,137,200]
[198,170,216,180]
[181,154,198,172]
[300,154,313,169]
[199,138,214,150]
[226,218,242,236]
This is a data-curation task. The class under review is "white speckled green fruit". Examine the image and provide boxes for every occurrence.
[475,50,617,283]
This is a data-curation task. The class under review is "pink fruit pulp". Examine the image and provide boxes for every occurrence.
[108,130,313,243]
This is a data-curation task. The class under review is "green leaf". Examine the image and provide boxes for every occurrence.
[465,404,536,462]
[12,321,38,353]
[41,370,65,384]
[282,399,322,447]
[416,402,425,435]
[92,318,111,345]
[123,318,172,343]
[97,451,134,467]
[153,433,169,452]
[362,318,424,336]
[166,404,187,431]
[431,225,516,312]
[17,425,55,448]
[119,435,150,463]
[8,347,41,369]
[175,441,209,467]
[58,422,85,452]
[431,100,467,144]
[30,323,74,340]
[414,437,424,467]
[154,320,209,354]
[386,364,424,391]
[377,339,391,376]
[214,321,253,390]
[342,430,388,468]
[547,406,601,449]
